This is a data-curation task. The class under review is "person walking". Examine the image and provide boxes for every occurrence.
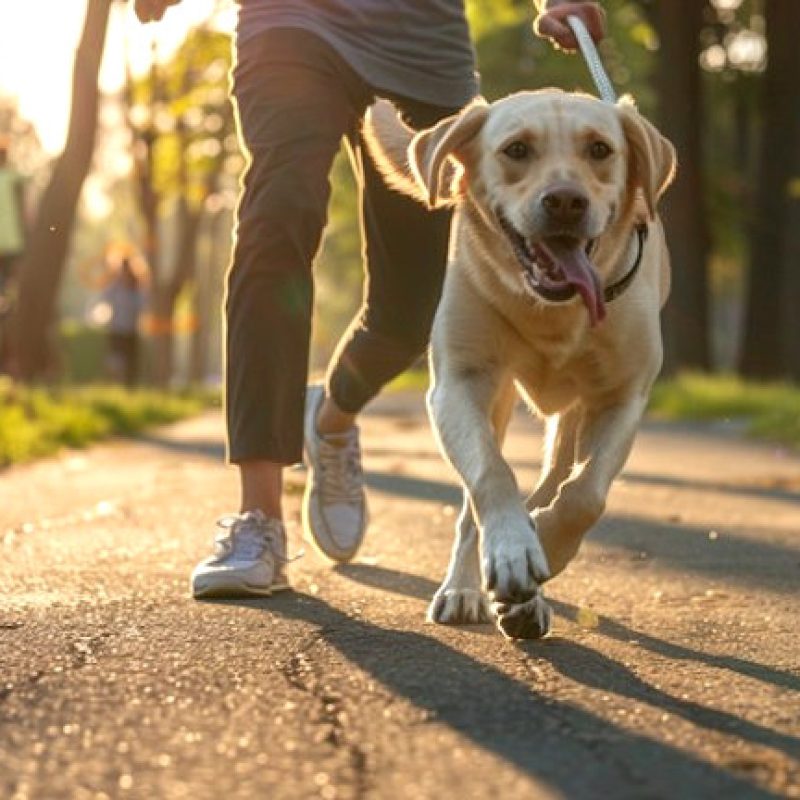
[133,0,605,598]
[99,256,147,388]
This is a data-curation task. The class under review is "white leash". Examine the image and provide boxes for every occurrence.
[565,14,648,305]
[566,15,617,105]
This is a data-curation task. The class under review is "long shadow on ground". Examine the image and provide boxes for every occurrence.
[338,564,800,700]
[336,563,800,768]
[215,590,781,798]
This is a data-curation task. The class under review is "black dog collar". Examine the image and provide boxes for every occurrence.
[603,223,649,303]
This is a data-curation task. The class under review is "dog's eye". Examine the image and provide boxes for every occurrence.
[502,141,530,161]
[588,141,613,160]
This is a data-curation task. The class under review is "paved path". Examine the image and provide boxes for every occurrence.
[1,393,799,799]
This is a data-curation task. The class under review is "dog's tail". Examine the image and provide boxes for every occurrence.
[363,99,428,204]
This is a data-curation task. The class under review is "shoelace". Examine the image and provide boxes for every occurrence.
[214,514,277,562]
[318,431,364,504]
[214,514,304,563]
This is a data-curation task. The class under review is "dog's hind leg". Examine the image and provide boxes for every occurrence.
[428,381,517,625]
[533,397,647,578]
[525,406,581,514]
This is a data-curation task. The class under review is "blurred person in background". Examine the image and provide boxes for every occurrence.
[98,256,147,388]
[134,0,605,599]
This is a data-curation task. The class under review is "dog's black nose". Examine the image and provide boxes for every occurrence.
[541,186,589,224]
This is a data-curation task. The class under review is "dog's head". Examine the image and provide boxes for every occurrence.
[409,90,676,323]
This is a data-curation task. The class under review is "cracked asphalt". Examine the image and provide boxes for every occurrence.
[1,391,799,799]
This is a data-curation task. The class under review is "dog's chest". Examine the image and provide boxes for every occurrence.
[513,359,580,415]
[511,337,622,416]
[505,309,586,371]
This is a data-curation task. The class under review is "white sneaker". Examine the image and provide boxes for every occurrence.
[302,385,368,562]
[191,510,290,598]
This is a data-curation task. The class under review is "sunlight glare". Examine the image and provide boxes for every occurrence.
[0,0,236,154]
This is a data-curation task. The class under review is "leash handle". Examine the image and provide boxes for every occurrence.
[566,15,617,104]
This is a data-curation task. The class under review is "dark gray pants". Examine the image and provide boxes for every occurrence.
[226,28,461,464]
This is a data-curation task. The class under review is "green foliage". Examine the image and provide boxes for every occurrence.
[0,94,46,174]
[698,0,764,275]
[467,0,656,108]
[649,373,800,449]
[128,26,238,212]
[0,381,219,468]
[466,0,527,41]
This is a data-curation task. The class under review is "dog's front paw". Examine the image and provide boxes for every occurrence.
[428,588,492,625]
[493,592,553,640]
[482,516,550,604]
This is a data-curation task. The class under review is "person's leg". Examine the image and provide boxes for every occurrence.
[322,98,463,426]
[302,98,464,563]
[225,29,371,517]
[193,29,370,596]
[106,333,124,384]
[122,333,139,388]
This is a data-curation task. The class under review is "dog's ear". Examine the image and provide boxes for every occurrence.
[618,102,676,219]
[409,99,489,209]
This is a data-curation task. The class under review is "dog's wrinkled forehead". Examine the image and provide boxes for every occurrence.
[482,91,623,150]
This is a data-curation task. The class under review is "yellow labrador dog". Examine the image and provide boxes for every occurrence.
[365,90,676,639]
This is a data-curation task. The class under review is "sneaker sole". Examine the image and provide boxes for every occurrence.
[192,578,291,599]
[302,386,365,564]
[301,478,365,563]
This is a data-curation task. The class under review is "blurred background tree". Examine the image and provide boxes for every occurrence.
[125,24,239,385]
[1,0,796,388]
[9,0,115,380]
[739,0,800,379]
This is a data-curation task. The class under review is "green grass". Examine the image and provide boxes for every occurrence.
[648,373,800,449]
[390,368,800,450]
[0,381,220,468]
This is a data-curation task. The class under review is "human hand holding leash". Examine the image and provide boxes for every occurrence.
[534,0,606,51]
[133,0,181,23]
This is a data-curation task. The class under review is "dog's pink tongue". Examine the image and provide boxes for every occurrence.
[541,240,606,326]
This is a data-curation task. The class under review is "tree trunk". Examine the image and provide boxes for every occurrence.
[149,137,225,385]
[9,0,112,380]
[740,0,800,378]
[149,201,204,386]
[129,56,223,387]
[653,0,712,373]
[781,104,800,380]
